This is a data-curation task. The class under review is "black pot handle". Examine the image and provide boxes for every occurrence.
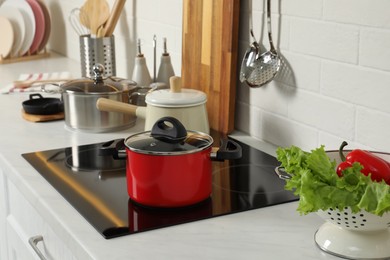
[151,116,187,143]
[211,139,242,161]
[99,139,127,160]
[274,166,292,180]
[29,93,44,100]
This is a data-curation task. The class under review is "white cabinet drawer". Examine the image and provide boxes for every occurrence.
[6,215,40,260]
[0,168,8,260]
[7,180,77,260]
[0,167,6,212]
[1,208,8,260]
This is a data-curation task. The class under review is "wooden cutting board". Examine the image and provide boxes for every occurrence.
[22,109,64,122]
[182,0,240,134]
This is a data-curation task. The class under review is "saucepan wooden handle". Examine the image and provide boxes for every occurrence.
[96,98,137,116]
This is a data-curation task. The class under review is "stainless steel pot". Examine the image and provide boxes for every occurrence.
[60,64,137,132]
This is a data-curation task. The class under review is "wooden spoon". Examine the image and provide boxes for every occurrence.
[81,0,110,36]
[104,0,126,37]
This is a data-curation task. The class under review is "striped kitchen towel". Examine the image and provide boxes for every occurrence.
[1,71,72,94]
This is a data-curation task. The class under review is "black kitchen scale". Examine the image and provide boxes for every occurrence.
[22,137,297,239]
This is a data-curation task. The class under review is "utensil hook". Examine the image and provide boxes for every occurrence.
[248,0,259,44]
[266,0,277,54]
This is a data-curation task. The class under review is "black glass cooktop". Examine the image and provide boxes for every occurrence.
[22,137,297,239]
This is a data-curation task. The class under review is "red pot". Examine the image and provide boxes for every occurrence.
[120,117,241,208]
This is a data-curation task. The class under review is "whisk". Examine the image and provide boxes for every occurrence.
[69,8,90,36]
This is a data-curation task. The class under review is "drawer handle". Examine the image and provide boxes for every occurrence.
[28,235,47,260]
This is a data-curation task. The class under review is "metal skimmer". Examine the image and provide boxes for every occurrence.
[243,0,281,87]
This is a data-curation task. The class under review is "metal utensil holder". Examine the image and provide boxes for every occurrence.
[80,35,116,78]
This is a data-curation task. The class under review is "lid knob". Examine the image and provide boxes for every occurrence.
[92,64,105,84]
[169,76,182,93]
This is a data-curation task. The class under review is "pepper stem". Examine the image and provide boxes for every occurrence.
[339,141,348,162]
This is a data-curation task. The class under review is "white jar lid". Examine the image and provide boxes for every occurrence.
[146,88,207,107]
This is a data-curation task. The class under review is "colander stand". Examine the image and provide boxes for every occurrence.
[315,222,390,260]
[314,208,390,259]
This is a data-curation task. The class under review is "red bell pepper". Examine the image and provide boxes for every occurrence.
[337,141,390,184]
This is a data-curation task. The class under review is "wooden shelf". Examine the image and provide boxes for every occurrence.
[0,49,50,64]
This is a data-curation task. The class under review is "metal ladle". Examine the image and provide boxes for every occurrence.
[239,29,260,83]
[244,0,281,87]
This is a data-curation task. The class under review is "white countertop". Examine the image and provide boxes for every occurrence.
[0,53,338,259]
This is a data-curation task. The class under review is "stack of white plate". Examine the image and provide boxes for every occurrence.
[0,0,51,59]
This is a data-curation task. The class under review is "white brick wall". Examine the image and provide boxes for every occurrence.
[360,28,390,71]
[46,0,390,152]
[289,19,359,63]
[237,0,390,152]
[323,0,390,28]
[321,62,390,114]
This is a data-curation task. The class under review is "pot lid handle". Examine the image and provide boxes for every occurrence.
[92,64,105,84]
[151,117,187,143]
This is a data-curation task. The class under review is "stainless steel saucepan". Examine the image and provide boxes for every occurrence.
[45,64,138,132]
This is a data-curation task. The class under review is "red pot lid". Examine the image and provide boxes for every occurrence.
[125,117,213,155]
